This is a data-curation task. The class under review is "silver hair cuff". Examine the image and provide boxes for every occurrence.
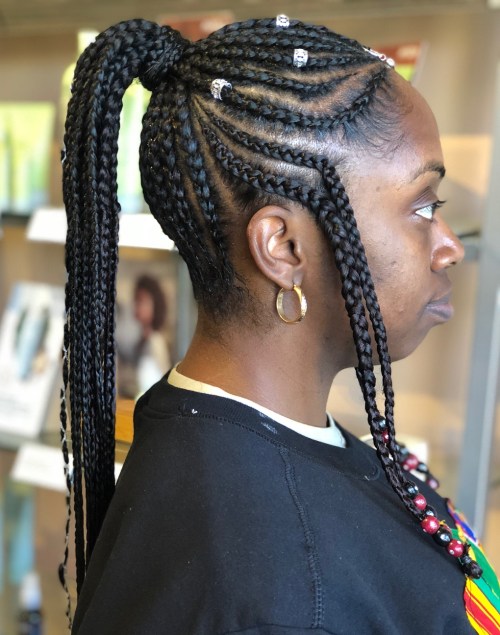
[364,47,395,68]
[211,78,232,101]
[293,49,308,68]
[276,14,290,28]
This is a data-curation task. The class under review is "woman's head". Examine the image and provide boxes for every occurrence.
[134,18,462,358]
[138,19,410,320]
[133,275,167,332]
[327,78,464,362]
[60,16,473,598]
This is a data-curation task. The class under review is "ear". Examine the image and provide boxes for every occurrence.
[246,205,308,290]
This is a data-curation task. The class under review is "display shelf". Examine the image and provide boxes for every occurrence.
[26,207,175,251]
[0,212,32,227]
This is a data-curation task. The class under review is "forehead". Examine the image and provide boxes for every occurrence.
[396,80,443,174]
[342,77,444,188]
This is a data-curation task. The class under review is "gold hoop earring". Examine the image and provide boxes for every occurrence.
[276,284,308,324]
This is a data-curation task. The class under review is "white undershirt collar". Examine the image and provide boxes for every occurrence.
[167,365,345,448]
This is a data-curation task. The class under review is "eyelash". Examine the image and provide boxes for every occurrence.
[415,199,446,221]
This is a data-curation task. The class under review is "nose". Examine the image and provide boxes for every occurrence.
[430,213,465,271]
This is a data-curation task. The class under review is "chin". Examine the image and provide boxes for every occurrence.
[343,323,432,369]
[387,328,433,363]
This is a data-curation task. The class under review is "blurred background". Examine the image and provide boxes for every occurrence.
[1,0,500,632]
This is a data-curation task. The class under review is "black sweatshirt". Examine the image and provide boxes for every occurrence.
[73,377,475,634]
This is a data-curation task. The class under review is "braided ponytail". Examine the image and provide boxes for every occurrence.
[61,19,187,596]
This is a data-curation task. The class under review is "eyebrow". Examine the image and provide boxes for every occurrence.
[410,160,446,182]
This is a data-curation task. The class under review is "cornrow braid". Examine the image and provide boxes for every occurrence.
[198,17,362,52]
[175,84,231,277]
[185,45,369,72]
[140,87,214,281]
[198,68,387,131]
[186,63,361,98]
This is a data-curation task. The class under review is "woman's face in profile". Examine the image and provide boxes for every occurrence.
[337,78,465,362]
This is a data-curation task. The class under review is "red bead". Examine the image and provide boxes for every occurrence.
[413,494,427,511]
[427,477,439,490]
[403,454,419,471]
[448,539,465,558]
[421,516,440,534]
[382,430,389,443]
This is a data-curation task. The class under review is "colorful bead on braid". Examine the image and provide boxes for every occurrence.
[397,442,440,490]
[373,415,483,580]
[404,480,483,579]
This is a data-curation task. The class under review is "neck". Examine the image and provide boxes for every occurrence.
[178,317,344,428]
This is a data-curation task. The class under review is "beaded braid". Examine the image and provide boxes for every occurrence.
[194,70,388,131]
[62,15,481,608]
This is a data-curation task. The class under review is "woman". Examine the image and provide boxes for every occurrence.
[116,274,170,398]
[60,16,499,634]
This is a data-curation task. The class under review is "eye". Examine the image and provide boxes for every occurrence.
[415,199,446,221]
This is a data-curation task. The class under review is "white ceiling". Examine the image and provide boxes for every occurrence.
[0,0,489,36]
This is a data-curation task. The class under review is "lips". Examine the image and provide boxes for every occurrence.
[426,291,454,322]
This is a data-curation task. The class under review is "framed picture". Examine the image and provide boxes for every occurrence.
[115,253,178,399]
[0,282,64,438]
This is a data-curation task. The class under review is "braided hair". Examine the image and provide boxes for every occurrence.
[60,16,481,608]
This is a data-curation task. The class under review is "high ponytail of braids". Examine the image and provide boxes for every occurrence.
[60,19,188,598]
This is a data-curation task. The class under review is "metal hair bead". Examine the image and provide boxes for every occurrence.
[364,47,396,68]
[210,78,232,101]
[276,14,290,28]
[293,48,308,68]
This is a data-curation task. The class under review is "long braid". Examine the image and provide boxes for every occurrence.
[320,165,398,446]
[318,167,422,512]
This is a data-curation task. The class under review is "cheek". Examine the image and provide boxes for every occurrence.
[363,214,426,304]
[364,227,414,304]
[364,235,431,359]
[371,254,417,313]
